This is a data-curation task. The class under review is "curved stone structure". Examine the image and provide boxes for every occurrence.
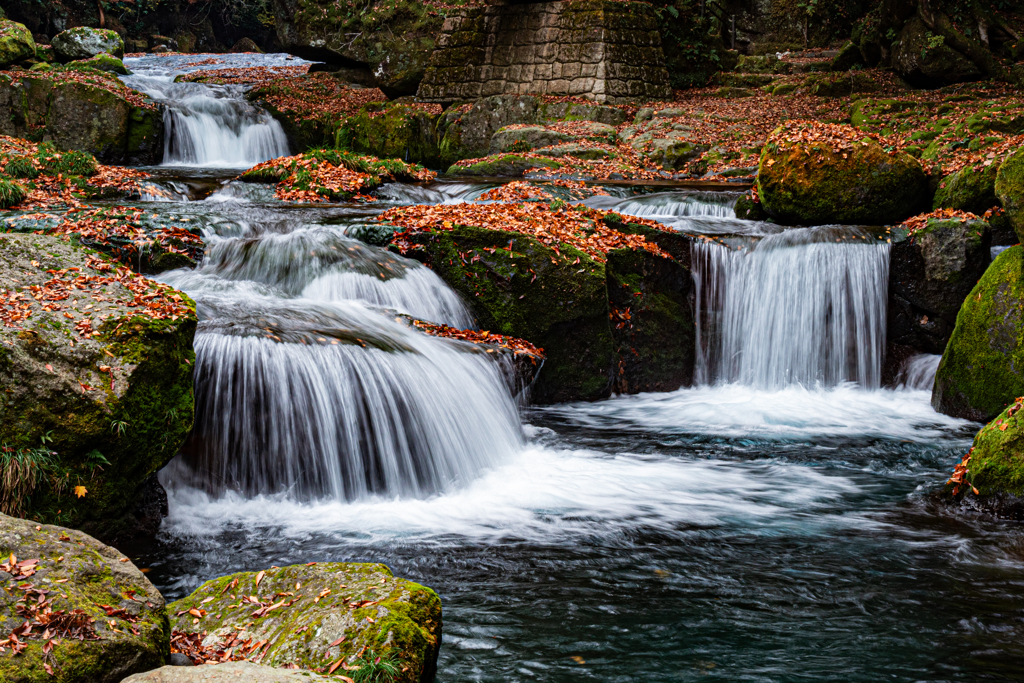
[417,0,672,104]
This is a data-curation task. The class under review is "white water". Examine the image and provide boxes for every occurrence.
[898,353,941,391]
[693,227,890,389]
[123,54,291,167]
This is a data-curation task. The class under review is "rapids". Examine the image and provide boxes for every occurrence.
[118,54,1024,682]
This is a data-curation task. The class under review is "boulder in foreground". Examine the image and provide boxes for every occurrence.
[123,661,337,682]
[168,563,440,682]
[757,122,928,225]
[0,512,168,683]
[932,245,1024,421]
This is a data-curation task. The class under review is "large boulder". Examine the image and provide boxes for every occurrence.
[0,19,34,68]
[757,127,928,225]
[0,234,196,539]
[0,512,169,683]
[888,214,991,353]
[933,163,1000,214]
[51,27,124,63]
[933,246,1024,421]
[995,146,1024,242]
[66,53,130,75]
[168,563,441,683]
[0,72,162,165]
[124,662,336,682]
[891,16,982,87]
[341,103,443,168]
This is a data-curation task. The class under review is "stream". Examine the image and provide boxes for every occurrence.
[117,54,1024,682]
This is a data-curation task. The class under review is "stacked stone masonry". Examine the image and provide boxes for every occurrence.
[417,0,673,104]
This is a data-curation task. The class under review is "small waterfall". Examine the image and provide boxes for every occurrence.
[584,191,740,218]
[897,354,941,391]
[693,227,890,389]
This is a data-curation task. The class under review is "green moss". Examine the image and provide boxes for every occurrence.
[65,53,129,75]
[933,246,1024,421]
[933,162,999,213]
[447,155,562,177]
[964,399,1024,497]
[340,103,442,167]
[0,18,35,68]
[995,146,1024,242]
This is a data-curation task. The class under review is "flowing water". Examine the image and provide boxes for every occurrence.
[117,54,1024,682]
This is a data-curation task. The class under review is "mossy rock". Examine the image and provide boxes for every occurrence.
[960,398,1024,500]
[66,53,130,75]
[891,16,981,87]
[995,146,1024,242]
[932,246,1024,421]
[0,512,169,683]
[447,154,561,178]
[757,133,928,225]
[340,103,442,167]
[0,18,35,68]
[124,662,339,682]
[394,224,615,403]
[889,216,991,353]
[734,191,768,220]
[0,234,196,539]
[168,563,440,683]
[51,27,124,62]
[489,125,575,155]
[934,163,999,214]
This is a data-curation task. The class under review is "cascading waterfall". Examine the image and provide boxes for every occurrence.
[898,354,941,391]
[692,227,890,389]
[585,190,740,219]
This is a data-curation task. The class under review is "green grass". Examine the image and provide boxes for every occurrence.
[352,649,402,683]
[0,177,27,208]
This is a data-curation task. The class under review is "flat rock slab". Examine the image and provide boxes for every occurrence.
[122,661,334,682]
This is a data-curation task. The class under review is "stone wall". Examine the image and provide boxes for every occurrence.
[417,0,672,104]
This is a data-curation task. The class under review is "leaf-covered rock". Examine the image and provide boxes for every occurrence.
[51,27,124,63]
[168,563,440,683]
[933,162,999,214]
[0,512,169,683]
[66,53,130,76]
[757,122,928,225]
[933,245,1024,421]
[889,212,991,354]
[0,19,34,68]
[995,145,1024,242]
[0,234,196,539]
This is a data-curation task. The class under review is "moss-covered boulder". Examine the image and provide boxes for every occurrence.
[168,563,440,683]
[396,224,615,402]
[889,215,991,354]
[934,163,1000,214]
[0,72,163,165]
[995,146,1024,242]
[0,234,196,539]
[734,191,768,221]
[124,662,337,682]
[757,129,928,225]
[0,19,34,68]
[932,246,1024,421]
[66,53,130,75]
[340,103,443,167]
[0,512,169,682]
[51,27,124,63]
[489,126,576,154]
[447,154,562,178]
[891,16,981,88]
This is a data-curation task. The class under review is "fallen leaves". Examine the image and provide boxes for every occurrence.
[898,208,980,237]
[411,321,544,358]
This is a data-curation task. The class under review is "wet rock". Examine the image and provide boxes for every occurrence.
[341,103,443,168]
[0,234,196,539]
[830,41,862,71]
[757,132,928,225]
[734,191,768,221]
[229,37,262,54]
[168,563,441,683]
[447,154,561,178]
[0,19,34,68]
[891,16,981,88]
[933,163,999,214]
[490,126,576,154]
[0,512,168,683]
[888,216,991,354]
[123,662,335,682]
[995,146,1024,242]
[66,53,130,75]
[395,224,615,403]
[933,246,1024,421]
[51,27,124,63]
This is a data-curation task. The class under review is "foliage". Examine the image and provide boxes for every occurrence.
[0,435,59,518]
[651,0,723,89]
[352,649,402,683]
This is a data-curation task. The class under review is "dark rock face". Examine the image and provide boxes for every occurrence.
[933,246,1024,422]
[0,73,162,165]
[417,0,673,104]
[996,145,1024,243]
[0,512,169,683]
[888,217,991,354]
[891,16,982,87]
[933,162,999,214]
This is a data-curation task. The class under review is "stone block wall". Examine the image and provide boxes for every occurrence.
[417,0,673,104]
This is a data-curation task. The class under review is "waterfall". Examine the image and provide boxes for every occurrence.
[692,227,890,389]
[898,354,941,391]
[584,191,739,218]
[123,62,289,167]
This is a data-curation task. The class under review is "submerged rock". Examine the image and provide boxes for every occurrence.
[757,127,928,225]
[0,72,162,165]
[889,215,991,353]
[51,27,124,63]
[168,563,441,683]
[0,19,34,68]
[0,512,169,683]
[124,662,336,682]
[933,246,1024,421]
[0,234,196,539]
[995,146,1024,242]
